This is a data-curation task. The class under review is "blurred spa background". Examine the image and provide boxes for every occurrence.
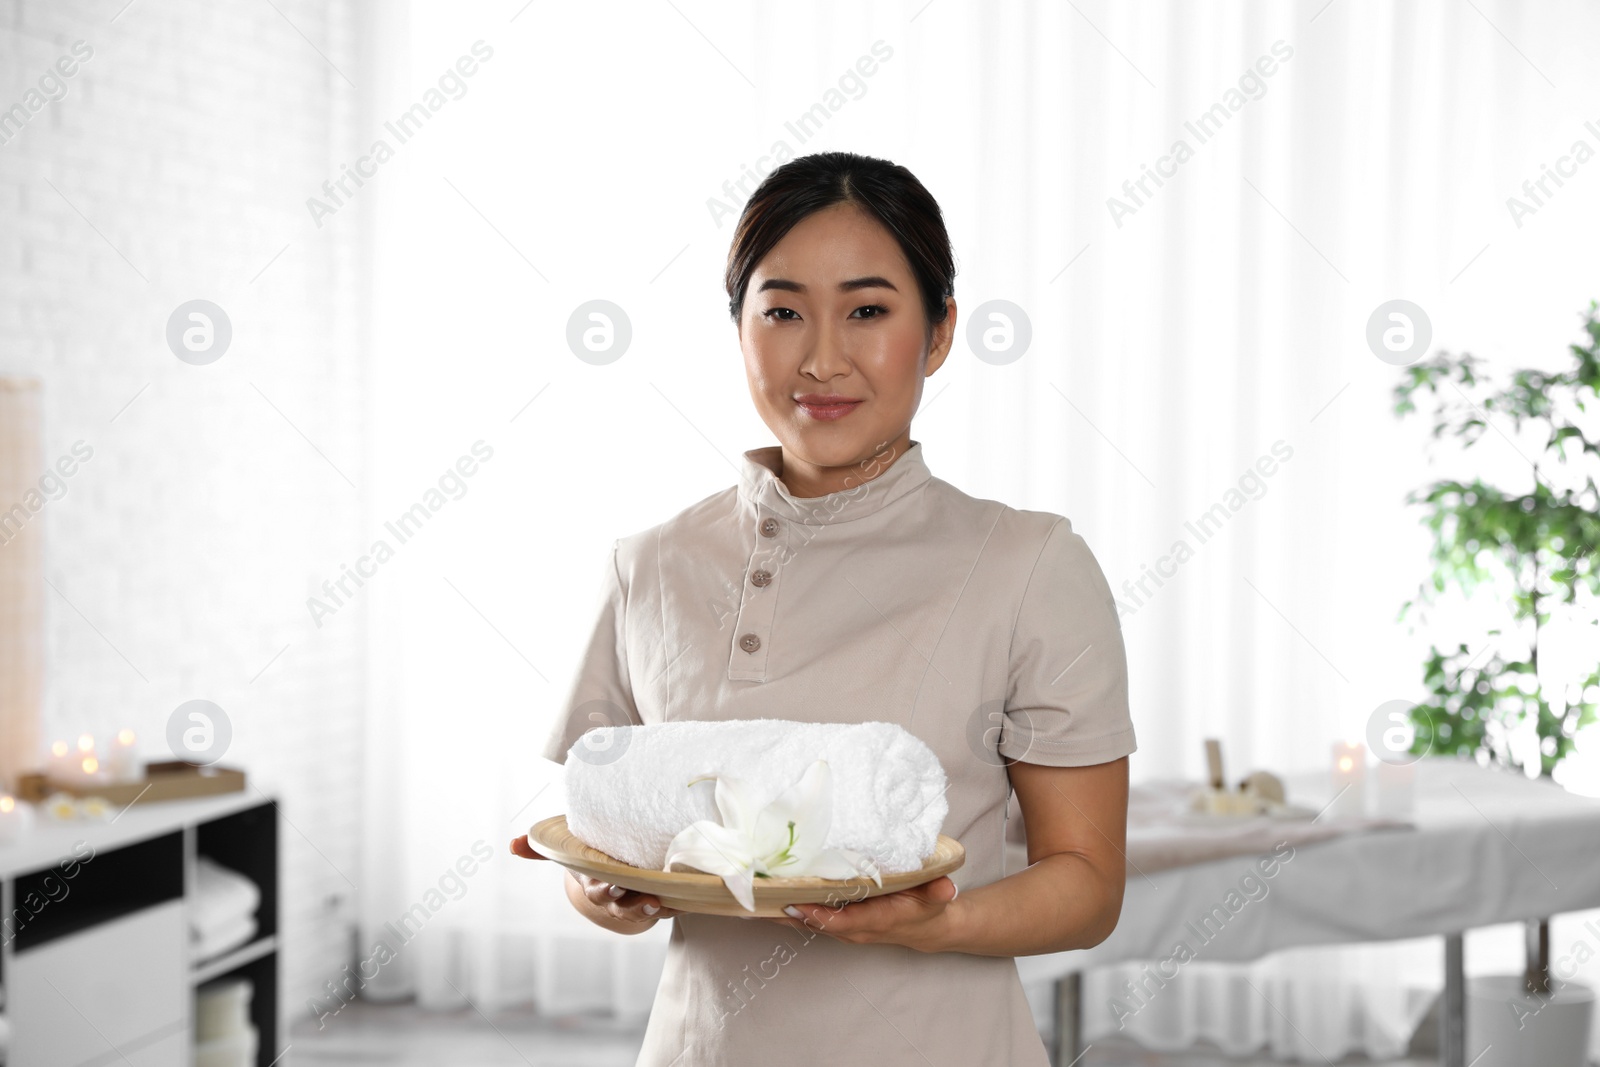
[1,0,1599,1064]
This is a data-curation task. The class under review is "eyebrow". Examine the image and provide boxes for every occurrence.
[755,276,900,295]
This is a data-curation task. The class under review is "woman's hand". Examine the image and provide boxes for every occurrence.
[572,872,684,923]
[509,834,548,862]
[510,835,683,925]
[764,874,960,953]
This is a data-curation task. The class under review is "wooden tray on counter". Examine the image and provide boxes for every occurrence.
[17,761,246,805]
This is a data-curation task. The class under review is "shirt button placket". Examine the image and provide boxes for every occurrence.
[729,511,784,680]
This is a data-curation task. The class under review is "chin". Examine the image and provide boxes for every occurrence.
[784,431,874,469]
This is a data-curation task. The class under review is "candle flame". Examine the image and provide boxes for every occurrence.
[77,734,94,752]
[117,728,135,745]
[1338,755,1354,773]
[51,740,68,757]
[0,796,14,813]
[82,756,99,774]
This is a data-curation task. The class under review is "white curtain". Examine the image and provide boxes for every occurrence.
[358,0,1600,1056]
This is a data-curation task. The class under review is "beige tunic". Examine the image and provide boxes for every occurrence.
[541,439,1137,1066]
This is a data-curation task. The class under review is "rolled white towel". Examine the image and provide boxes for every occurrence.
[561,718,948,875]
[192,856,259,933]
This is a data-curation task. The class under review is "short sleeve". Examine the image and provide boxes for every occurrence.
[539,539,643,764]
[1000,517,1136,766]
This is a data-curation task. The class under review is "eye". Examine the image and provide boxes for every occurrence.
[761,307,800,322]
[852,304,889,319]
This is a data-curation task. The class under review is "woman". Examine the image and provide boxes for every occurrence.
[512,150,1135,1066]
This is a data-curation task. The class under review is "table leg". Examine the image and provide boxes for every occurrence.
[1525,917,1551,995]
[1052,972,1082,1067]
[1441,932,1464,1067]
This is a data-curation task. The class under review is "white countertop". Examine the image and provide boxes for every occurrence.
[0,788,274,879]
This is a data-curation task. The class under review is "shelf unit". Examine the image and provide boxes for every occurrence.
[0,790,281,1066]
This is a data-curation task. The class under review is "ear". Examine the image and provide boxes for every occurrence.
[925,297,957,376]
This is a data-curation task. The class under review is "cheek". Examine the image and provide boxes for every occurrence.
[861,325,926,393]
[742,344,780,397]
[742,332,798,395]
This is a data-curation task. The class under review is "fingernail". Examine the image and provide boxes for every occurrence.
[783,905,803,918]
[608,884,625,898]
[951,882,959,899]
[643,903,659,915]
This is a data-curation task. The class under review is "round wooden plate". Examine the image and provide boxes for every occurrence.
[528,814,965,917]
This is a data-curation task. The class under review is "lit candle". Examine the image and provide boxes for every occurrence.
[107,728,142,784]
[0,794,35,844]
[77,753,110,788]
[46,739,75,785]
[1329,740,1367,820]
[69,734,111,789]
[1375,759,1415,819]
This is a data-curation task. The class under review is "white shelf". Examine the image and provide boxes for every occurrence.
[1,787,282,1065]
[0,788,270,878]
[192,933,278,986]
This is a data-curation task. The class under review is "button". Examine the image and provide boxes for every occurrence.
[739,633,761,653]
[759,517,780,538]
[751,569,773,588]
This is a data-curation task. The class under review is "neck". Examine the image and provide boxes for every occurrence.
[777,428,913,498]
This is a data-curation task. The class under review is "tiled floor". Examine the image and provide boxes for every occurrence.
[289,1002,1436,1065]
[291,1003,636,1066]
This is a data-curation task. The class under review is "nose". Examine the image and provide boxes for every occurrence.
[797,320,850,381]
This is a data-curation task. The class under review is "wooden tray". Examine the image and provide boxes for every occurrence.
[17,762,246,804]
[528,814,964,917]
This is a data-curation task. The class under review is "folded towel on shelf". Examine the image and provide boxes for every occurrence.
[196,977,253,1041]
[193,856,260,933]
[195,1027,258,1067]
[193,914,257,963]
[560,718,948,875]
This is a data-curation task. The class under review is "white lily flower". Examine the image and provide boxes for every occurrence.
[663,759,883,912]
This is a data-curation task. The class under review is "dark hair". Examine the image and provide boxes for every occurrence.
[724,151,956,332]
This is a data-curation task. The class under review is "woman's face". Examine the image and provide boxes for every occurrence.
[738,201,955,495]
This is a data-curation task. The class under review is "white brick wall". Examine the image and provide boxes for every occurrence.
[1,0,368,1015]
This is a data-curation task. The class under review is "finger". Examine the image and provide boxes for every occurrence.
[779,903,845,931]
[583,880,619,906]
[510,835,546,860]
[590,881,648,910]
[608,892,663,922]
[579,878,678,919]
[616,888,681,920]
[904,876,955,906]
[633,894,678,918]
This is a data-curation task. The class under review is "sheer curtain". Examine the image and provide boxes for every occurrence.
[357,0,1600,1055]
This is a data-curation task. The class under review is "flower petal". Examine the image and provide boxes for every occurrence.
[723,868,757,912]
[803,847,884,886]
[711,773,763,832]
[757,760,834,865]
[664,821,754,875]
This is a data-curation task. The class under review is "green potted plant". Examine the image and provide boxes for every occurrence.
[1393,299,1600,1067]
[1394,301,1600,774]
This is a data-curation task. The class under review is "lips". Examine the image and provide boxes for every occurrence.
[794,395,862,421]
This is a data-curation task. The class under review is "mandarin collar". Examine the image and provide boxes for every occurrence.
[736,440,932,525]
